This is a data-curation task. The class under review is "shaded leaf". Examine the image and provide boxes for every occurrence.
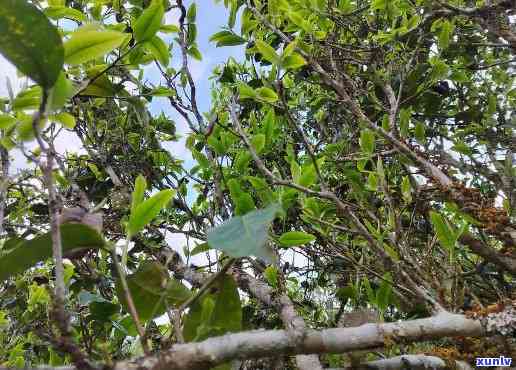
[117,261,191,321]
[0,224,104,282]
[210,275,242,334]
[0,0,64,88]
[190,242,211,256]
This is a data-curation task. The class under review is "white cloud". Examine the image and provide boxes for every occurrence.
[0,56,24,98]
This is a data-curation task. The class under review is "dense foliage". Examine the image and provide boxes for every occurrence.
[0,0,515,369]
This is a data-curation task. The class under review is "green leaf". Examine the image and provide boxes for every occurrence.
[0,224,104,282]
[190,242,211,256]
[251,133,266,154]
[44,6,86,22]
[144,36,169,67]
[150,86,175,97]
[298,163,317,187]
[429,57,449,81]
[264,266,279,287]
[160,24,180,33]
[430,211,455,250]
[256,87,278,103]
[187,23,197,45]
[401,176,412,203]
[191,148,210,168]
[209,275,242,333]
[432,19,455,49]
[278,231,316,247]
[234,151,252,172]
[255,40,280,64]
[238,83,257,99]
[210,31,246,47]
[399,107,411,138]
[376,272,392,311]
[117,261,191,321]
[287,10,312,33]
[368,172,378,191]
[187,45,202,61]
[207,204,280,263]
[131,175,147,216]
[0,0,64,88]
[128,189,175,237]
[64,30,129,65]
[80,75,118,97]
[228,179,256,215]
[0,114,16,129]
[51,112,76,129]
[362,277,376,305]
[12,86,42,111]
[17,114,45,141]
[183,275,241,346]
[414,122,426,143]
[207,135,226,155]
[360,129,375,154]
[281,53,306,70]
[228,0,240,28]
[187,2,197,22]
[49,72,76,110]
[262,109,276,147]
[183,295,213,342]
[290,160,301,183]
[133,0,164,42]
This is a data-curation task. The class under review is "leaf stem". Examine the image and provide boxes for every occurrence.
[111,247,150,354]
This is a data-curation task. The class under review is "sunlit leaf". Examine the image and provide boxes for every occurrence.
[131,175,147,216]
[64,30,129,65]
[128,189,175,237]
[133,0,164,42]
[145,35,170,67]
[278,231,316,247]
[360,129,375,154]
[430,211,455,250]
[255,40,280,64]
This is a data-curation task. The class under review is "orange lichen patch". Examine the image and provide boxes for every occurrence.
[425,346,461,360]
[455,336,509,364]
[465,301,507,319]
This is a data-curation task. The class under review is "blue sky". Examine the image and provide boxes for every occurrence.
[148,1,244,168]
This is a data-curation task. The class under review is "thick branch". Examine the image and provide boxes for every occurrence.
[109,311,484,370]
[327,354,473,370]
